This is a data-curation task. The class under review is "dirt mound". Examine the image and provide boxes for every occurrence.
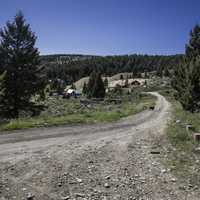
[74,73,132,90]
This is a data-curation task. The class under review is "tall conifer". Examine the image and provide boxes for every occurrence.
[0,12,46,117]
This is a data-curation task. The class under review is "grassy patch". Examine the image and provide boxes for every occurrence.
[161,89,200,186]
[0,93,156,131]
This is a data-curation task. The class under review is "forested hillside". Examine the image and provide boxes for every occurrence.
[43,54,183,84]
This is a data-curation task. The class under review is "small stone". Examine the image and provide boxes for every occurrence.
[186,124,193,131]
[75,193,85,197]
[76,178,83,183]
[188,184,193,188]
[150,151,160,154]
[61,196,70,200]
[179,186,186,190]
[194,185,198,190]
[152,162,158,166]
[113,194,121,199]
[171,178,177,182]
[105,175,110,180]
[194,147,200,153]
[27,193,34,200]
[104,183,110,188]
[58,182,62,187]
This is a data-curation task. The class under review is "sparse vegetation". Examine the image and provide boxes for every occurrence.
[0,93,156,131]
[160,89,200,186]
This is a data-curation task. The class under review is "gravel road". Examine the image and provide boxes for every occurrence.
[0,92,199,200]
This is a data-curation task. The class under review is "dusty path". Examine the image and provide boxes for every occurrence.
[0,92,199,200]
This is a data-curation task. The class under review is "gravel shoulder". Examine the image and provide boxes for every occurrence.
[0,92,199,199]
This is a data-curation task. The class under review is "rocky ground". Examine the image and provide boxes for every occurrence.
[0,92,199,200]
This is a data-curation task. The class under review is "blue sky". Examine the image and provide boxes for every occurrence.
[0,0,200,55]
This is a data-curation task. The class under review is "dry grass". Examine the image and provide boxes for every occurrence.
[160,89,200,187]
[0,93,156,131]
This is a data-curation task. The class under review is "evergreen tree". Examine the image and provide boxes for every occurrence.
[104,77,108,88]
[124,78,129,88]
[114,84,123,96]
[71,83,76,90]
[0,72,6,97]
[87,72,105,98]
[163,68,170,77]
[172,24,200,112]
[186,25,200,59]
[0,12,46,118]
[92,73,105,98]
[82,82,88,95]
[87,72,96,98]
[172,57,200,112]
[0,72,7,117]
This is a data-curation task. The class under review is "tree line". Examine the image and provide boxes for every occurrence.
[45,54,183,85]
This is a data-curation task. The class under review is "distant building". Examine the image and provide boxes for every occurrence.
[108,78,147,88]
[64,89,81,98]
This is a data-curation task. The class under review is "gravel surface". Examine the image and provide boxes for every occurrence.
[0,92,199,200]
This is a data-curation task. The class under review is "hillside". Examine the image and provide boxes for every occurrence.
[44,54,183,86]
[40,54,99,64]
[73,72,147,90]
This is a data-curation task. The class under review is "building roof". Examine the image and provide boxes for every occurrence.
[67,89,75,94]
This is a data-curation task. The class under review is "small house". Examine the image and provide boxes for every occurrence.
[64,89,82,98]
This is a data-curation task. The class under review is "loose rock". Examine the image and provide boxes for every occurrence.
[104,183,110,188]
[27,193,34,200]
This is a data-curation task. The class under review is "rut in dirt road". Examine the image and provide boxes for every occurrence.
[0,92,199,200]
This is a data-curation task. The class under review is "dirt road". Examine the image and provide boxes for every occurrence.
[0,92,199,200]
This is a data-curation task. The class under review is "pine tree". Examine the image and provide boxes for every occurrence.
[0,12,46,118]
[92,73,105,98]
[71,83,76,90]
[172,57,200,112]
[186,25,200,59]
[87,72,96,98]
[104,78,108,88]
[82,82,88,95]
[172,24,200,112]
[87,72,105,98]
[163,68,170,77]
[0,72,6,97]
[124,78,129,88]
[0,72,7,117]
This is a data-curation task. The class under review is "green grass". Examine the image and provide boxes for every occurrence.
[160,89,200,186]
[0,93,156,131]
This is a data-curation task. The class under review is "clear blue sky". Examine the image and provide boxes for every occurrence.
[0,0,200,55]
